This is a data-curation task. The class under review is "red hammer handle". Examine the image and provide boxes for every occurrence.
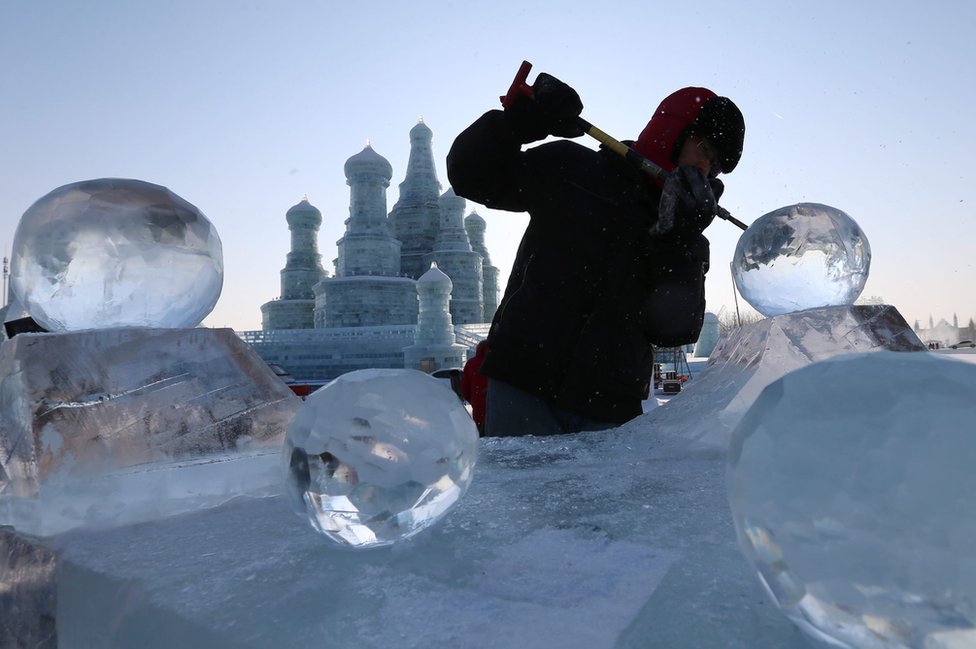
[500,60,534,108]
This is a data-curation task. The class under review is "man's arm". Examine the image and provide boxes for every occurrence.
[448,73,584,212]
[446,109,528,212]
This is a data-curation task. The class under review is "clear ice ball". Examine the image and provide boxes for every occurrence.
[9,178,223,332]
[728,352,976,649]
[284,368,479,549]
[731,203,870,317]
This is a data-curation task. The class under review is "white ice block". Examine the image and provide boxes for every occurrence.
[0,327,301,536]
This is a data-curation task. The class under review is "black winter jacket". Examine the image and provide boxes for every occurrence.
[447,110,709,425]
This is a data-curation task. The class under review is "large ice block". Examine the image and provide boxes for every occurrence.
[728,352,976,648]
[3,432,812,649]
[0,327,302,536]
[0,305,928,648]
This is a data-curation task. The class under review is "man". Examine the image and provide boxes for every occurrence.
[447,72,744,437]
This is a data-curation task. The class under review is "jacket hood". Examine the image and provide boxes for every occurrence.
[632,87,745,179]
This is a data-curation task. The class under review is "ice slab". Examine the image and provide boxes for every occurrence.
[0,327,302,536]
[4,431,811,649]
[0,306,926,647]
[0,526,57,648]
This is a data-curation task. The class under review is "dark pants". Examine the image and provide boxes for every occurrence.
[484,378,614,437]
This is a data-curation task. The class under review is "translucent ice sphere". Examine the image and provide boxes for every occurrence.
[731,203,870,317]
[284,368,479,549]
[728,352,976,649]
[9,178,223,331]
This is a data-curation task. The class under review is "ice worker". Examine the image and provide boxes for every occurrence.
[447,71,745,437]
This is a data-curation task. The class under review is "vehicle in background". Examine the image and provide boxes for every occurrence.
[266,363,328,400]
[431,367,463,401]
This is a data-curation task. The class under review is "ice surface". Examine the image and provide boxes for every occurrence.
[0,306,933,648]
[9,178,223,332]
[727,351,976,648]
[732,203,870,317]
[284,368,478,548]
[23,431,804,649]
[0,327,301,536]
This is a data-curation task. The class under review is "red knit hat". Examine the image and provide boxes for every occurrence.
[633,87,745,177]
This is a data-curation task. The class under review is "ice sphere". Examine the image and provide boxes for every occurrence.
[731,203,870,317]
[727,351,976,648]
[9,178,223,331]
[284,368,478,549]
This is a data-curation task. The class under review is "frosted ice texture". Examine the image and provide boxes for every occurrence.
[284,368,478,548]
[0,327,301,536]
[10,307,932,648]
[727,351,976,649]
[732,203,870,317]
[9,178,223,331]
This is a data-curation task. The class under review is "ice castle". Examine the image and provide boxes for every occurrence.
[239,119,499,381]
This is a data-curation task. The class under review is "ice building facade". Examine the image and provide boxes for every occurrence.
[913,313,976,348]
[402,263,468,371]
[464,210,500,320]
[243,120,497,381]
[316,144,417,328]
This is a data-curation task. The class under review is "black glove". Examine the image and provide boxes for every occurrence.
[652,166,722,238]
[504,73,584,143]
[533,73,585,137]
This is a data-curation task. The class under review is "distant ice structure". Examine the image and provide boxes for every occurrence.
[284,368,478,548]
[732,203,870,317]
[728,352,976,649]
[9,178,223,332]
[693,312,720,357]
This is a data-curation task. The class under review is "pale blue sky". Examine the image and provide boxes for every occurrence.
[2,1,973,332]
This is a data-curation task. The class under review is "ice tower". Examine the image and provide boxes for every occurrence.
[260,196,327,330]
[464,211,500,321]
[403,263,466,371]
[389,118,442,280]
[425,189,483,324]
[314,145,417,328]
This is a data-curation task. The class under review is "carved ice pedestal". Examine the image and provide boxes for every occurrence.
[0,327,301,537]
